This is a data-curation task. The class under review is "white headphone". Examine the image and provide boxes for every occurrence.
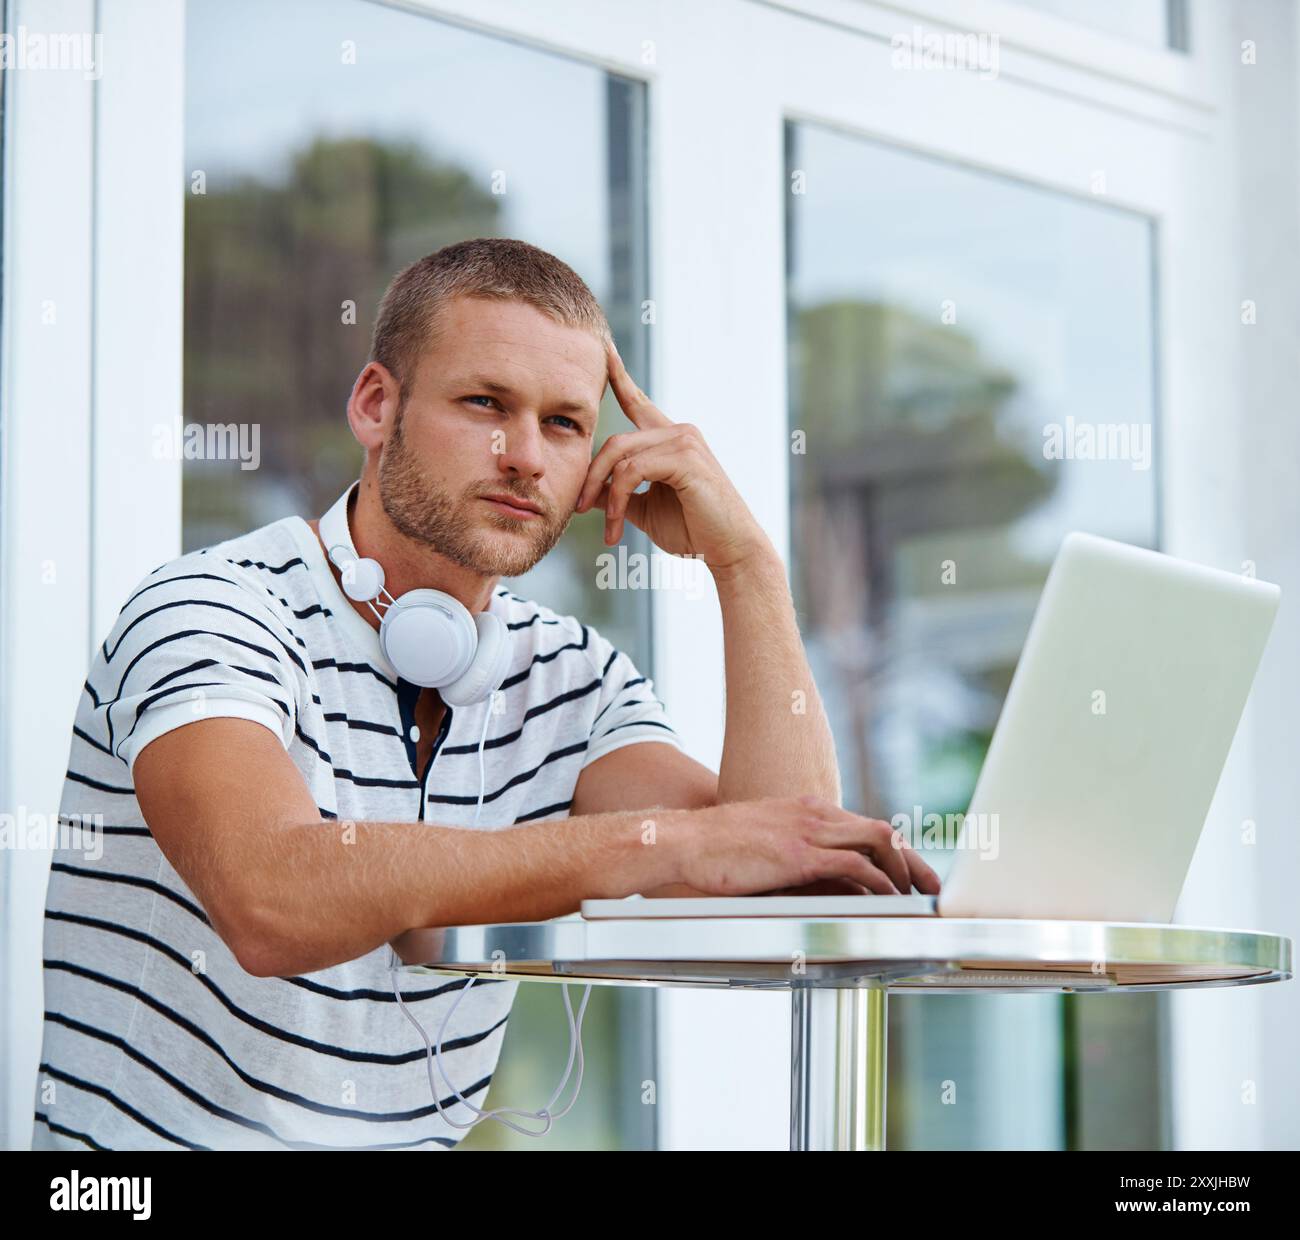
[318,481,513,706]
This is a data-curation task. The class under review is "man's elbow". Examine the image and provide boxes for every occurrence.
[231,933,288,979]
[213,893,292,978]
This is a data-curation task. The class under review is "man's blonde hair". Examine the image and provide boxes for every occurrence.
[370,237,613,402]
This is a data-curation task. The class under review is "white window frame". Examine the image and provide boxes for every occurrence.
[1,0,96,1148]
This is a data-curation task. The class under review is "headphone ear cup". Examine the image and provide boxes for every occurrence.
[379,589,477,688]
[441,612,512,707]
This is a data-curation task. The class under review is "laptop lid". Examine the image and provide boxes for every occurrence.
[937,532,1279,922]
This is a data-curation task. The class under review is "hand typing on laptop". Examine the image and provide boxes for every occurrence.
[661,794,942,898]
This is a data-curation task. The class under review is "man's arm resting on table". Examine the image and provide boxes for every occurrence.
[133,717,692,979]
[568,739,935,903]
[134,718,918,976]
[570,739,720,898]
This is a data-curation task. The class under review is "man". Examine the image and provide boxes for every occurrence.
[34,238,937,1151]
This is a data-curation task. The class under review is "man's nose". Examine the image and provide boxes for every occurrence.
[495,419,546,479]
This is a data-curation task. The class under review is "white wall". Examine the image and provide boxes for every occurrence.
[1185,0,1300,1154]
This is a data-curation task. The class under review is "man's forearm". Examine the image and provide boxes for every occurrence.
[233,809,685,977]
[711,543,842,805]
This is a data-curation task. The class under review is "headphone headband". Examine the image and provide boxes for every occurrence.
[319,480,362,577]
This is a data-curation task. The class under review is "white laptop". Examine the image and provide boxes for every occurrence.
[582,532,1280,924]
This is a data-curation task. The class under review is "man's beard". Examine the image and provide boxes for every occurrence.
[377,406,571,578]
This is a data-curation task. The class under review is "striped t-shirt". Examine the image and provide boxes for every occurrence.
[32,510,682,1151]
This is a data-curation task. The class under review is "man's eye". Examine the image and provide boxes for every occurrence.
[464,395,498,409]
[548,416,580,431]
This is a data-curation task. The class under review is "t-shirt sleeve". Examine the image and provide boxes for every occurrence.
[582,626,684,769]
[93,558,305,778]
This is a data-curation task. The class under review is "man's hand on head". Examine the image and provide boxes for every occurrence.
[574,342,776,576]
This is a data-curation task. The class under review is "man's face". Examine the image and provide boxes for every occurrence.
[376,294,606,578]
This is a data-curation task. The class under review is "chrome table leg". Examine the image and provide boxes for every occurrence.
[790,985,887,1150]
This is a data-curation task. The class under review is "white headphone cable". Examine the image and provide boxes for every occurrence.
[392,969,590,1136]
[472,697,492,828]
[390,690,593,1137]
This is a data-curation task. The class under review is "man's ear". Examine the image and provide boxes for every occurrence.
[348,361,401,449]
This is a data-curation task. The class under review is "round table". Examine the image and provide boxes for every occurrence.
[390,916,1292,1150]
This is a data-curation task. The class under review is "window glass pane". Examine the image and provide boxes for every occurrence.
[786,122,1161,1149]
[185,0,654,1150]
[1011,0,1177,49]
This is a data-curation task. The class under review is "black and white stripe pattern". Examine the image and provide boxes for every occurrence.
[32,513,681,1151]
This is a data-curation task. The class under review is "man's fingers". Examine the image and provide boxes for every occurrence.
[602,453,650,545]
[867,835,913,894]
[601,445,683,544]
[811,849,900,896]
[575,425,677,514]
[606,439,702,543]
[902,847,942,895]
[606,342,673,431]
[808,811,916,894]
[588,481,651,541]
